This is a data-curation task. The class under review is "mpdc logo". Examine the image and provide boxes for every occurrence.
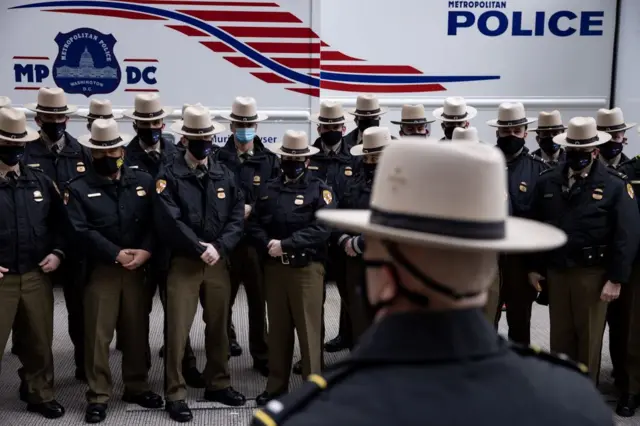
[52,27,122,97]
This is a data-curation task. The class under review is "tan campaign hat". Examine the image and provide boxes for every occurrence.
[596,107,636,132]
[170,105,225,137]
[347,94,388,117]
[220,96,268,123]
[391,104,435,125]
[25,87,78,115]
[351,127,392,156]
[78,99,123,120]
[268,130,319,157]
[529,110,567,132]
[487,102,537,128]
[433,97,477,122]
[78,118,132,150]
[123,93,170,121]
[0,107,40,143]
[0,96,11,109]
[553,116,611,148]
[451,127,481,143]
[311,101,353,125]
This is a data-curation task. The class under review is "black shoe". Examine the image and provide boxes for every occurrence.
[204,387,246,407]
[183,366,206,389]
[255,391,282,407]
[85,403,106,423]
[253,360,269,377]
[292,360,302,375]
[165,400,193,423]
[159,345,165,358]
[27,400,65,419]
[75,368,87,382]
[324,335,349,353]
[616,394,638,417]
[19,381,28,403]
[123,391,163,409]
[229,341,242,357]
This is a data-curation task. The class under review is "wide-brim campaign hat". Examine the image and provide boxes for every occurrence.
[487,102,537,128]
[451,127,481,143]
[596,107,637,133]
[78,118,132,150]
[0,107,40,143]
[316,138,567,252]
[351,127,392,156]
[268,130,319,157]
[0,96,11,109]
[433,97,477,122]
[311,101,353,125]
[553,116,611,148]
[182,102,204,119]
[78,99,123,120]
[220,96,268,123]
[529,110,567,132]
[347,94,388,117]
[25,87,78,115]
[390,104,435,125]
[170,105,225,137]
[123,93,170,121]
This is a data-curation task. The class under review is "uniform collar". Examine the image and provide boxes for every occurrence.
[568,161,593,179]
[0,165,20,179]
[541,149,561,163]
[184,152,207,170]
[141,140,161,154]
[351,309,506,363]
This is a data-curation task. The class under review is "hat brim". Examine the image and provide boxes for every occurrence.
[347,107,389,117]
[25,103,78,115]
[0,127,40,143]
[77,111,124,120]
[219,112,268,123]
[553,131,612,148]
[268,143,319,157]
[122,108,171,121]
[310,113,353,125]
[600,123,637,132]
[350,144,388,156]
[390,118,436,125]
[170,120,226,137]
[529,125,568,132]
[316,209,567,253]
[77,132,133,150]
[486,117,537,128]
[432,106,478,122]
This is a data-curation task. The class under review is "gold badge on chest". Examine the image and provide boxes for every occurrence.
[253,175,261,185]
[76,162,86,173]
[156,179,167,194]
[217,187,226,199]
[627,183,635,199]
[592,188,604,200]
[33,190,43,202]
[136,186,146,197]
[294,195,304,205]
[344,167,353,177]
[518,181,527,193]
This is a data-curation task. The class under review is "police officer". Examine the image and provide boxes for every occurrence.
[64,118,163,423]
[217,96,278,374]
[530,110,567,166]
[596,107,635,168]
[309,101,359,355]
[24,87,91,381]
[390,104,434,138]
[154,106,246,422]
[344,94,387,147]
[0,108,66,419]
[249,130,336,406]
[80,98,123,132]
[251,139,612,426]
[528,117,640,384]
[432,96,476,141]
[336,126,391,344]
[487,102,548,345]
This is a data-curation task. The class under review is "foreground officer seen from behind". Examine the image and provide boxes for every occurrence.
[249,130,336,406]
[252,138,614,426]
[64,119,163,423]
[154,106,246,422]
[0,108,66,419]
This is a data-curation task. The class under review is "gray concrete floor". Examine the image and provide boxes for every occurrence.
[0,285,636,425]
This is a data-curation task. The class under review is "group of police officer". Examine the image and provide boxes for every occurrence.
[1,87,639,423]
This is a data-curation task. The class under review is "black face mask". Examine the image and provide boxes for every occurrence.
[566,150,593,171]
[362,162,377,181]
[443,126,456,140]
[187,139,214,160]
[87,120,94,132]
[357,119,379,133]
[41,121,66,141]
[321,130,342,147]
[496,135,525,156]
[598,141,624,160]
[281,160,306,180]
[137,127,163,146]
[0,145,25,166]
[400,130,427,138]
[93,156,122,177]
[538,137,560,156]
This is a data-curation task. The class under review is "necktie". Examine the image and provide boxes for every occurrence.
[195,165,207,179]
[239,152,249,163]
[51,144,60,155]
[328,150,336,158]
[148,151,161,163]
[6,171,18,185]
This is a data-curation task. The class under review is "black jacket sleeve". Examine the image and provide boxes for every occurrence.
[140,176,156,254]
[281,183,336,251]
[246,185,272,251]
[608,181,640,284]
[44,176,67,259]
[213,172,245,258]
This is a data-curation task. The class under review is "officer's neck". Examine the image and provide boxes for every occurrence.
[235,140,254,153]
[186,151,207,167]
[601,153,622,167]
[41,131,65,147]
[505,147,524,162]
[0,161,19,176]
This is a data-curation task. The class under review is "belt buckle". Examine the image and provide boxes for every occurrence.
[281,254,290,265]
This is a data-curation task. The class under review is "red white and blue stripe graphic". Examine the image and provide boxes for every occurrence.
[11,0,500,97]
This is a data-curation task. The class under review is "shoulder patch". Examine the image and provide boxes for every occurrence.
[63,189,70,205]
[510,342,589,376]
[322,189,333,205]
[156,179,167,194]
[627,183,635,199]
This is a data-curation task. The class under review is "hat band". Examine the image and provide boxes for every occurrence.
[182,125,214,134]
[36,104,68,113]
[565,135,599,145]
[400,118,428,124]
[319,116,345,123]
[230,113,258,122]
[0,128,28,139]
[535,124,565,130]
[281,146,310,155]
[355,108,381,115]
[88,113,113,119]
[90,136,123,147]
[369,207,506,240]
[362,145,385,154]
[133,110,164,118]
[442,112,468,120]
[597,123,627,132]
[496,117,528,126]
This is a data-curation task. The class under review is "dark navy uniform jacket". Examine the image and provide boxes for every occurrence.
[619,156,640,211]
[308,138,359,199]
[125,135,179,178]
[531,147,566,167]
[504,147,549,218]
[252,310,613,426]
[336,172,372,254]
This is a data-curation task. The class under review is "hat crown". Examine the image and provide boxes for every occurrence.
[355,93,381,112]
[362,127,391,150]
[451,127,479,143]
[230,96,258,119]
[596,107,625,127]
[134,93,163,115]
[90,118,121,142]
[371,140,507,223]
[400,104,426,120]
[182,106,213,131]
[496,102,528,122]
[182,102,203,118]
[537,110,563,127]
[89,99,114,116]
[0,108,30,136]
[37,87,68,108]
[566,117,600,141]
[282,130,309,151]
[318,101,345,120]
[443,96,469,116]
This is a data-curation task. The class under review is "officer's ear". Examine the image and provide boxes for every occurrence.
[592,149,599,160]
[34,116,43,127]
[342,125,347,135]
[463,121,469,129]
[230,122,236,133]
[132,123,138,133]
[317,124,322,136]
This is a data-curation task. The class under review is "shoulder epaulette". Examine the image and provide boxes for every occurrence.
[606,168,628,181]
[66,174,86,186]
[527,152,546,164]
[509,342,589,376]
[618,157,638,168]
[25,164,45,173]
[538,167,555,177]
[251,363,354,426]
